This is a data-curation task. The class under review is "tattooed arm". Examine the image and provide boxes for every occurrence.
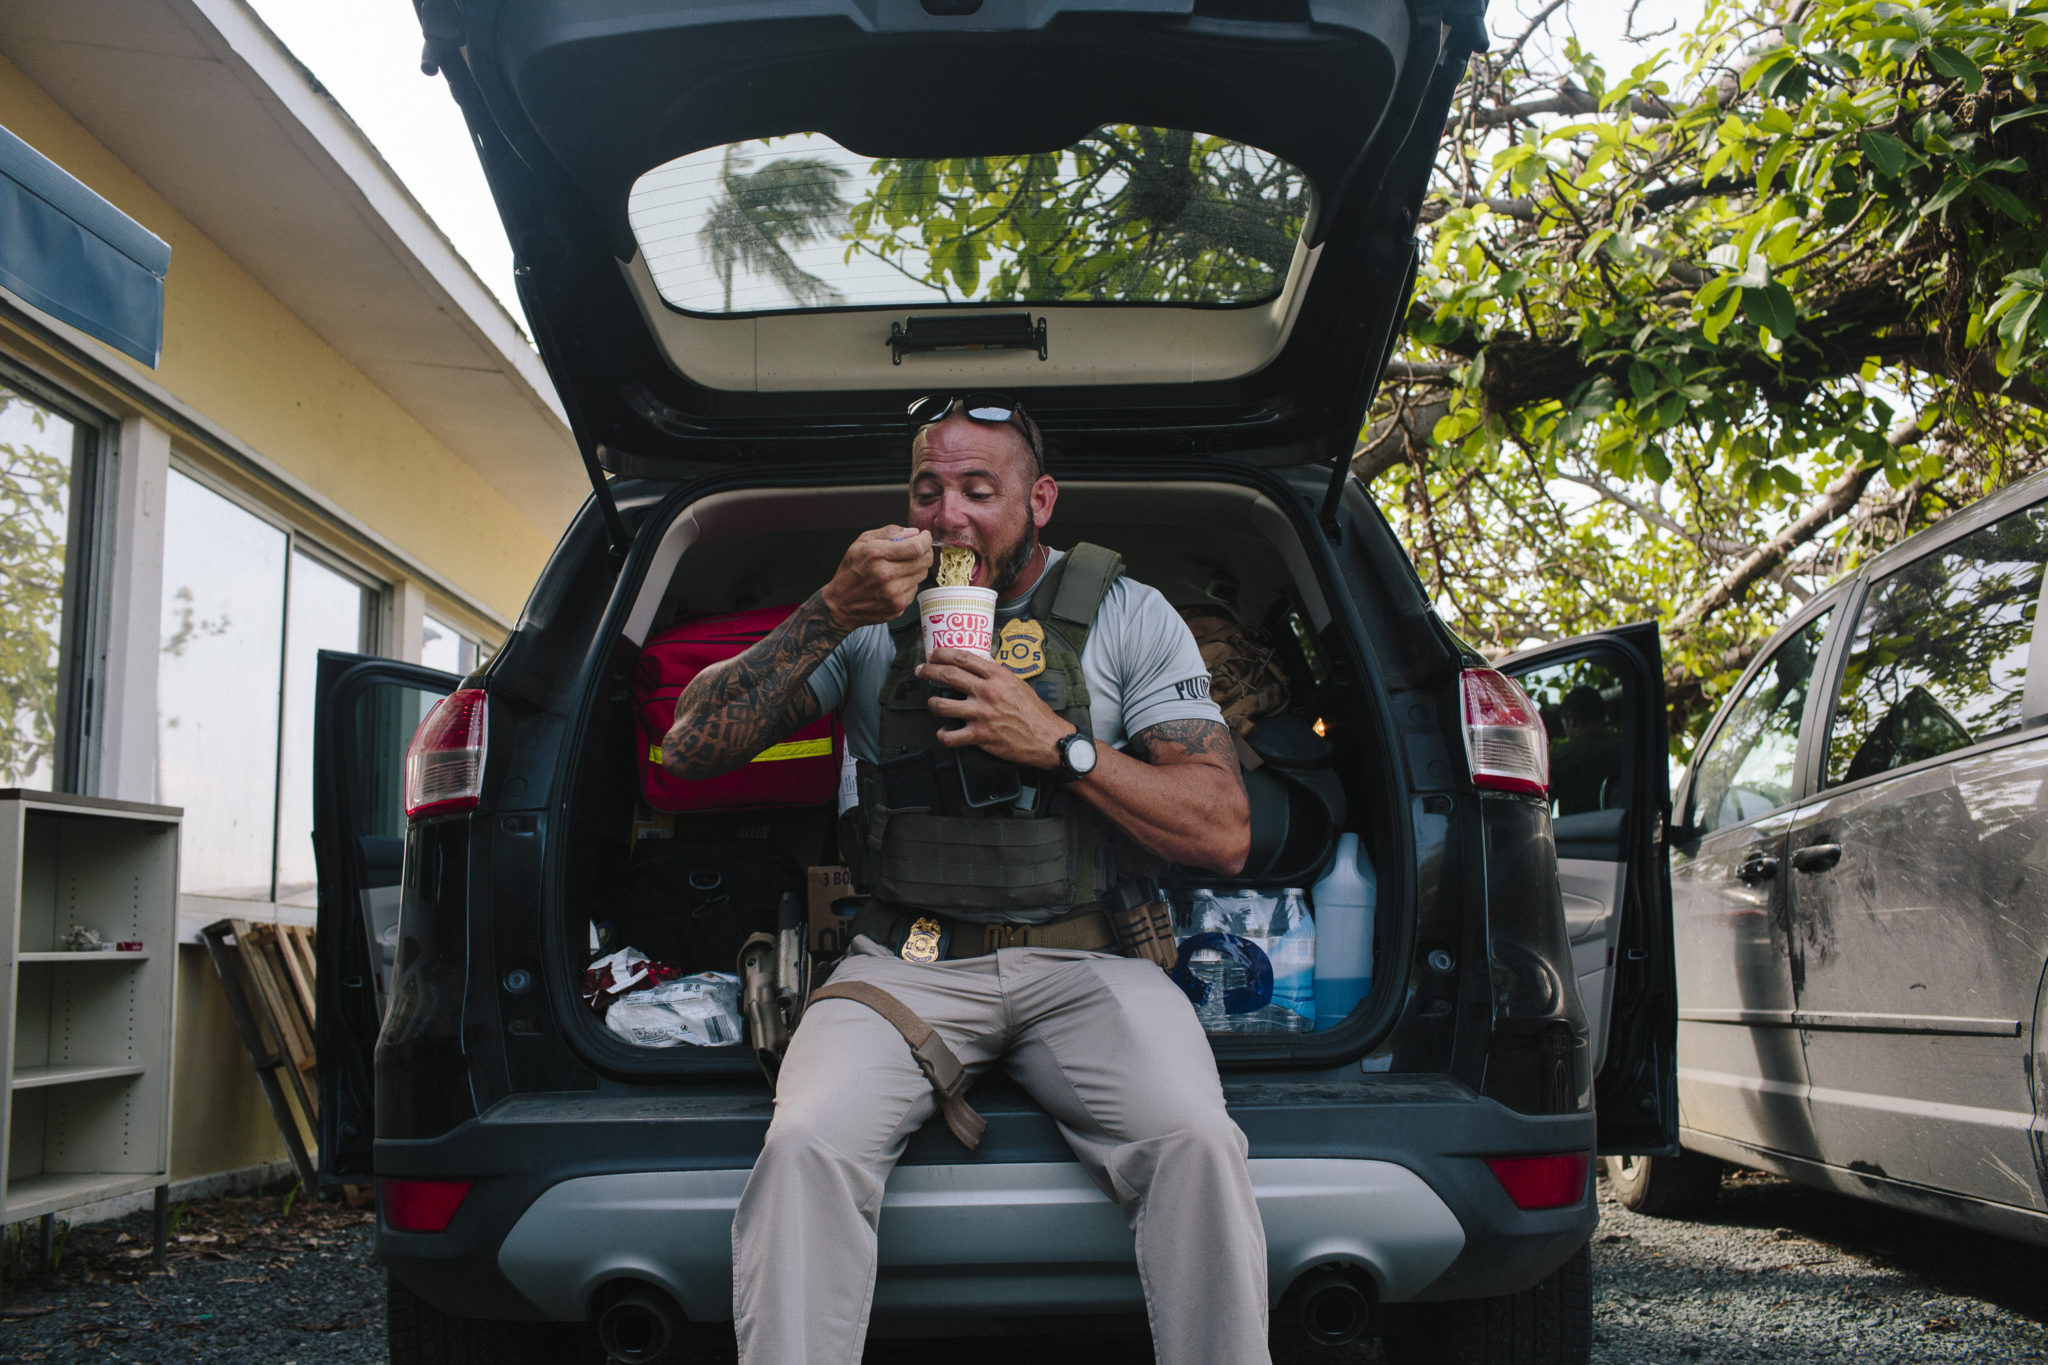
[661,525,932,779]
[1069,717,1250,875]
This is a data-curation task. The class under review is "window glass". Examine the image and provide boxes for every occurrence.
[274,552,373,907]
[0,381,93,791]
[421,613,478,675]
[158,472,287,897]
[1517,659,1626,818]
[1690,611,1832,836]
[628,128,1311,313]
[1825,506,2048,787]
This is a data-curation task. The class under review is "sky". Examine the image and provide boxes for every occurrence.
[243,0,1699,329]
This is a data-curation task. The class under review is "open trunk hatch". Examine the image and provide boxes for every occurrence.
[420,0,1480,472]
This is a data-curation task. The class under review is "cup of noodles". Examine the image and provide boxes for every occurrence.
[917,586,997,659]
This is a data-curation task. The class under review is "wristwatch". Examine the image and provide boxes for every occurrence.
[1054,729,1099,782]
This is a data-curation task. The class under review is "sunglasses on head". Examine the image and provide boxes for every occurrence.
[907,393,1043,471]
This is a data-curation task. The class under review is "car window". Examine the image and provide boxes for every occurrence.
[1689,611,1832,836]
[626,128,1311,314]
[1824,504,2048,787]
[1516,658,1626,819]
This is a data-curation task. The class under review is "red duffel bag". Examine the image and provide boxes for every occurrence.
[632,604,842,812]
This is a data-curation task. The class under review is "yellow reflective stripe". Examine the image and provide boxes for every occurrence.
[648,737,831,766]
[751,737,832,763]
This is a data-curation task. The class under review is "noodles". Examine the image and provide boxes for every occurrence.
[937,546,976,587]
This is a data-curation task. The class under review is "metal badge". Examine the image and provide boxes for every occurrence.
[996,619,1047,680]
[900,916,946,964]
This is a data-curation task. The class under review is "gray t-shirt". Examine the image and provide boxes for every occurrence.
[808,548,1224,767]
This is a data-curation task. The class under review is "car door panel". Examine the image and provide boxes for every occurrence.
[1664,602,1843,1164]
[1788,502,2048,1212]
[1670,807,1816,1158]
[311,650,459,1185]
[1789,738,2048,1211]
[1502,621,1676,1153]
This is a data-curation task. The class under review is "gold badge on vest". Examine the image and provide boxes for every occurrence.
[995,619,1047,680]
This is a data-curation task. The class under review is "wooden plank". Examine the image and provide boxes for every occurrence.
[272,925,318,1034]
[231,921,315,1080]
[201,921,317,1190]
[284,925,318,996]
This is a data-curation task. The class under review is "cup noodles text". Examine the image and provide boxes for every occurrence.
[924,608,992,654]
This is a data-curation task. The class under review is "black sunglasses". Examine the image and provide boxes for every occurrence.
[907,393,1043,472]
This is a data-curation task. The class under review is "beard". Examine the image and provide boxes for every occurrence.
[986,519,1041,598]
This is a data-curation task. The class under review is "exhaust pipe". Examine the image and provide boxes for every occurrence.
[596,1285,677,1365]
[1291,1265,1374,1347]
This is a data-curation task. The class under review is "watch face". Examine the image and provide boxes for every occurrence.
[1065,733,1098,775]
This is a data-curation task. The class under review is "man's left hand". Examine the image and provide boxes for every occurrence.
[918,648,1070,769]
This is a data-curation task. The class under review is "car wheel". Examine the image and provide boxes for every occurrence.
[387,1275,598,1365]
[1601,1149,1723,1218]
[1379,1239,1591,1365]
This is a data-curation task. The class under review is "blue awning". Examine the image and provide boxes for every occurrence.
[0,122,169,368]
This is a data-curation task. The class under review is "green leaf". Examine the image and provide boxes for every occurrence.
[1859,131,1925,179]
[1628,360,1657,402]
[1919,177,1971,216]
[1973,179,2039,224]
[1702,286,1742,343]
[1744,280,1798,339]
[1991,106,2048,134]
[1923,44,1983,91]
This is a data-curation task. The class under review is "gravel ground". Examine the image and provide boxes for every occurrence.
[5,1169,2048,1363]
[1590,1165,2048,1364]
[0,1185,383,1364]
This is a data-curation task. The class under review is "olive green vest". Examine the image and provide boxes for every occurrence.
[845,544,1127,925]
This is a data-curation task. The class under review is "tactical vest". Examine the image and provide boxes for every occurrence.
[844,544,1130,925]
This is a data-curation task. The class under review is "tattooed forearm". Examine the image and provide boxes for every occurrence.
[661,591,845,779]
[1126,718,1245,788]
[1071,715,1249,873]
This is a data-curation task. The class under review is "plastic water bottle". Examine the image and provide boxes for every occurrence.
[1311,833,1376,1029]
[1263,889,1316,1032]
[1183,889,1235,1032]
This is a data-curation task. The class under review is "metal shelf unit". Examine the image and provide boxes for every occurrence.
[1,790,179,1239]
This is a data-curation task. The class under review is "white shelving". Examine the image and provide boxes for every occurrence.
[1,790,180,1230]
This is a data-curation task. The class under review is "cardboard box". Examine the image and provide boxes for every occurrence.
[807,865,857,958]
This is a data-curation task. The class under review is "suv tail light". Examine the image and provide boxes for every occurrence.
[1460,669,1549,797]
[405,689,487,819]
[380,1178,474,1231]
[1485,1153,1590,1210]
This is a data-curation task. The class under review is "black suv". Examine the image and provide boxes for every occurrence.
[312,4,1677,1362]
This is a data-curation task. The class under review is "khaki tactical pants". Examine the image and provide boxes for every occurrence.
[732,936,1272,1365]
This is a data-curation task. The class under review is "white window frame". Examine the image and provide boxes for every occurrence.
[161,456,387,938]
[0,354,120,797]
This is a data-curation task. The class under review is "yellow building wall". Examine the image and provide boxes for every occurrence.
[0,52,559,622]
[1,57,570,1193]
[171,948,291,1182]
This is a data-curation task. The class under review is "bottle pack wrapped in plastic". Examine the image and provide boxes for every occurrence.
[1173,889,1315,1033]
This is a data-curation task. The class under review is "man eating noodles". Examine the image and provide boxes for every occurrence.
[662,392,1262,1365]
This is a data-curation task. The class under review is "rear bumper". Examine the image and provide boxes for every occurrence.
[378,1076,1594,1323]
[501,1159,1461,1321]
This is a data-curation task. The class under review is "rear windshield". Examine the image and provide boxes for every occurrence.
[626,128,1312,315]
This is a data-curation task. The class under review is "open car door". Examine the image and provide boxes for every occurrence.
[1501,622,1677,1154]
[311,650,459,1185]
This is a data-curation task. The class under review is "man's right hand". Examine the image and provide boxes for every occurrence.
[819,526,932,629]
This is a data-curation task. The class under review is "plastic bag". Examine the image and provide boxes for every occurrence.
[603,970,744,1048]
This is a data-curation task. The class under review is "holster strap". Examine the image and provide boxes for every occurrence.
[808,981,987,1150]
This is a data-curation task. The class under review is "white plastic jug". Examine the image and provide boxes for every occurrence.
[1311,833,1375,1029]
